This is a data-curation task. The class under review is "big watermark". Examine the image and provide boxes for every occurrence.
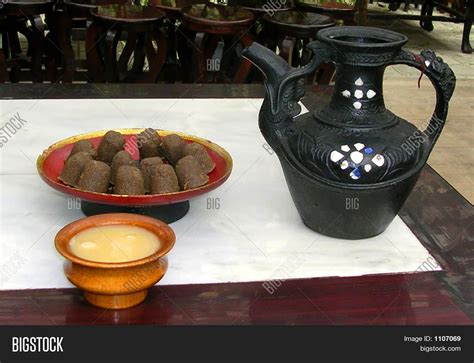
[401,116,443,156]
[262,0,287,16]
[262,252,307,295]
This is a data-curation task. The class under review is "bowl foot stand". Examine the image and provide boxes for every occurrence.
[80,200,190,223]
[84,290,148,309]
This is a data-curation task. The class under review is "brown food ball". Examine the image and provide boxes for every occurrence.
[114,165,145,195]
[68,140,97,160]
[138,128,161,159]
[140,157,163,193]
[175,155,209,190]
[150,164,179,194]
[161,134,185,164]
[97,130,125,164]
[59,152,93,187]
[77,160,111,193]
[110,151,134,185]
[183,142,215,174]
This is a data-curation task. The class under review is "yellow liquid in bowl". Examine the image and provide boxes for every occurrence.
[69,225,160,263]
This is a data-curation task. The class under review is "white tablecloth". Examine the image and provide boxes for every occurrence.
[0,98,440,290]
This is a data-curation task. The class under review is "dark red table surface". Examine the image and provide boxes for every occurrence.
[0,84,472,325]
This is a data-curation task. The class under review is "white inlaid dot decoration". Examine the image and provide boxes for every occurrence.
[354,90,364,99]
[366,89,376,99]
[424,60,431,67]
[330,150,344,162]
[350,151,364,164]
[350,170,360,180]
[372,154,385,167]
[342,90,351,98]
[330,143,379,180]
[353,101,362,110]
[355,77,364,86]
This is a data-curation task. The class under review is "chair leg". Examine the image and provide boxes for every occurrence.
[279,36,295,65]
[26,16,44,58]
[233,32,253,84]
[1,30,10,82]
[202,35,219,82]
[192,32,209,82]
[292,38,302,68]
[53,11,75,82]
[176,25,195,83]
[462,0,473,53]
[301,38,316,83]
[131,33,146,73]
[355,0,368,25]
[85,22,104,82]
[420,0,435,31]
[103,29,120,82]
[161,20,179,83]
[6,25,21,82]
[118,31,137,78]
[0,48,7,82]
[17,18,44,82]
[37,13,58,83]
[143,29,167,83]
[8,24,22,56]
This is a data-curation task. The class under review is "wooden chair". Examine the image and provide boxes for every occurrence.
[88,4,168,83]
[47,0,128,83]
[150,0,203,82]
[295,0,358,25]
[180,3,255,83]
[263,10,336,84]
[1,0,56,82]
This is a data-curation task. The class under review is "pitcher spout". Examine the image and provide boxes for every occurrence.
[242,42,318,150]
[242,42,294,109]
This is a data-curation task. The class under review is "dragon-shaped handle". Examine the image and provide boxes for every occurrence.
[389,49,456,150]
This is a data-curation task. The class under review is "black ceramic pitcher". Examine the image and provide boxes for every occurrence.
[242,27,455,239]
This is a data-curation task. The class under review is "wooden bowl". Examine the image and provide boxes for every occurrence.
[55,213,175,309]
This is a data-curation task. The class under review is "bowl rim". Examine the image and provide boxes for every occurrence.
[55,213,176,268]
[36,128,233,205]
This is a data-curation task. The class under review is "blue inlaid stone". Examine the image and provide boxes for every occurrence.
[364,147,374,154]
[349,167,361,180]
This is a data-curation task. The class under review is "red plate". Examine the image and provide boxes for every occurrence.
[37,129,233,206]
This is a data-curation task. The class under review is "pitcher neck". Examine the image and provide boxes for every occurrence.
[331,64,386,115]
[315,63,397,129]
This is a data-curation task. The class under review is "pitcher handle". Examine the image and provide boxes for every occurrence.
[306,41,336,70]
[388,49,456,149]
